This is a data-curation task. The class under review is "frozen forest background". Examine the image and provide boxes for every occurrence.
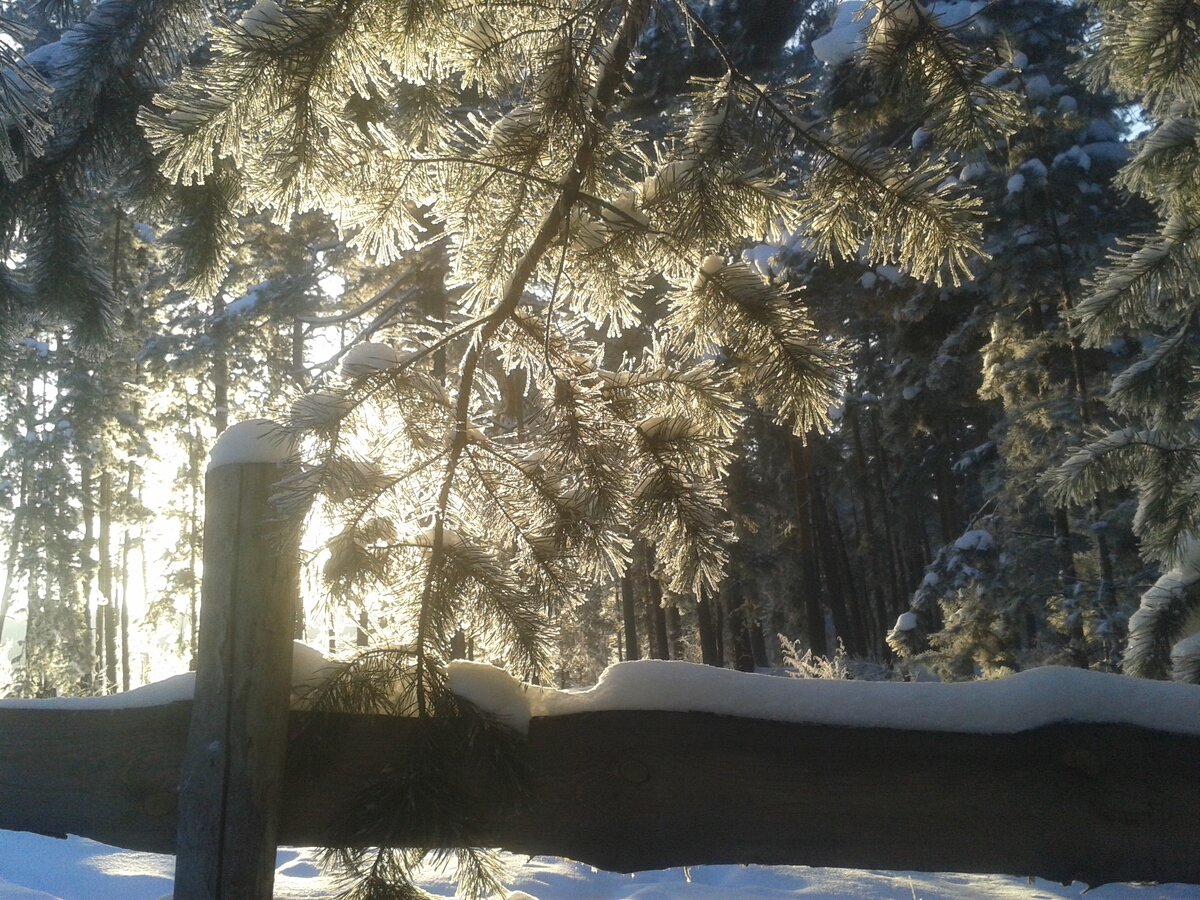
[1,0,1199,707]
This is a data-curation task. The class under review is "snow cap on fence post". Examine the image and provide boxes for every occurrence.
[206,418,295,470]
[176,417,301,900]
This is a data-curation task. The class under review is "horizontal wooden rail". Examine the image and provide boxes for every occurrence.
[1,703,1197,887]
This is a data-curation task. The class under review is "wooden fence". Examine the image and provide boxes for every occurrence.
[0,453,1198,895]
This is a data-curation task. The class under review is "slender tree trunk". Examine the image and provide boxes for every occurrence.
[748,611,770,668]
[94,601,105,689]
[620,570,641,661]
[667,603,683,660]
[720,579,755,672]
[2,381,37,650]
[24,567,41,696]
[867,409,906,612]
[646,569,669,661]
[788,436,828,657]
[99,462,116,693]
[1054,507,1088,666]
[934,453,960,543]
[0,484,27,647]
[80,455,96,688]
[809,463,862,656]
[120,529,132,693]
[714,601,725,665]
[1093,499,1116,614]
[291,317,311,640]
[1042,185,1117,652]
[212,295,229,435]
[832,510,879,656]
[187,414,201,665]
[696,593,721,667]
[850,411,896,618]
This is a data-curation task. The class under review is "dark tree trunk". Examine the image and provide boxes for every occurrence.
[934,453,960,544]
[1054,508,1088,666]
[99,465,117,693]
[867,409,906,613]
[94,601,106,684]
[749,612,770,668]
[696,594,721,667]
[212,295,229,435]
[120,526,132,694]
[714,600,725,665]
[721,579,756,673]
[849,411,896,618]
[832,511,878,656]
[185,400,202,665]
[788,435,827,657]
[1092,498,1116,621]
[620,570,641,662]
[78,454,95,685]
[809,462,862,656]
[646,571,669,661]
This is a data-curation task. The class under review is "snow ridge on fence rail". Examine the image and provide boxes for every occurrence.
[5,650,1200,738]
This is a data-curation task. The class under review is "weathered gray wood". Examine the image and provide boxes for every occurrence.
[173,463,300,900]
[0,704,1197,887]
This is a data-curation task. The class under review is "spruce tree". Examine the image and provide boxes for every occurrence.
[1049,0,1200,682]
[788,0,1148,678]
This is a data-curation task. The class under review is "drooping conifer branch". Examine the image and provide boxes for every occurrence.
[670,0,987,285]
[413,0,653,714]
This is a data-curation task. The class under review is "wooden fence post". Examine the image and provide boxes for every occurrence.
[174,420,299,900]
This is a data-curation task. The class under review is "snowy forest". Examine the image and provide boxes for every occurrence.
[1,0,1200,893]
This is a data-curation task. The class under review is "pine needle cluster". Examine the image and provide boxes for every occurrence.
[140,1,991,888]
[6,0,997,891]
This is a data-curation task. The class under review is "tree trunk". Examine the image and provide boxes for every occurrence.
[832,509,878,656]
[78,455,95,683]
[809,462,862,656]
[934,453,960,544]
[119,529,131,694]
[666,604,683,660]
[187,413,202,665]
[0,471,28,647]
[748,612,770,668]
[212,295,229,434]
[94,603,105,689]
[695,593,720,667]
[849,411,896,619]
[867,409,906,613]
[99,464,117,693]
[1053,508,1088,666]
[787,435,827,657]
[645,563,669,661]
[720,578,755,672]
[620,570,640,661]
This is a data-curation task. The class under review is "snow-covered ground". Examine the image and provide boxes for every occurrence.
[0,833,1194,900]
